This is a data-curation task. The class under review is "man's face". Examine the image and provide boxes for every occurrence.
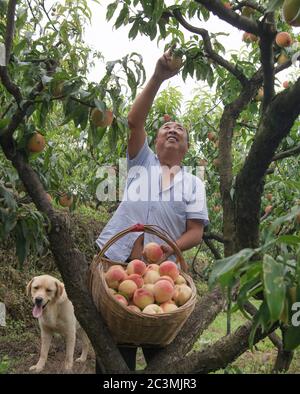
[155,122,189,159]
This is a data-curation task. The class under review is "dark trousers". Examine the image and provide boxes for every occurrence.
[95,346,161,373]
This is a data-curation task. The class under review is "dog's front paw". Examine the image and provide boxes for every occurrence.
[29,364,44,373]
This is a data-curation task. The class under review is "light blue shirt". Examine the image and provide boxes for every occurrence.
[96,139,209,261]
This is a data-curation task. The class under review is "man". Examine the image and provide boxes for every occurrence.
[96,48,209,371]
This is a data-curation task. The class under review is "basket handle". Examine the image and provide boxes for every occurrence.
[98,223,188,272]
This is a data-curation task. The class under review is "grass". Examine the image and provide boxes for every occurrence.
[192,299,300,374]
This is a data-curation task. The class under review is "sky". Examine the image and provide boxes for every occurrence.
[84,1,297,102]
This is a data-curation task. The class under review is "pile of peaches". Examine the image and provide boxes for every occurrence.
[104,242,192,314]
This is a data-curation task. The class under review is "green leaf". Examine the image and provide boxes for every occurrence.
[263,254,286,321]
[106,1,118,22]
[209,248,255,287]
[115,4,129,29]
[277,235,300,246]
[284,323,300,351]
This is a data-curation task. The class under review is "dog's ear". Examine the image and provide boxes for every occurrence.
[26,278,34,296]
[55,280,65,299]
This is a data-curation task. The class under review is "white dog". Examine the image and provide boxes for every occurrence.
[26,274,89,372]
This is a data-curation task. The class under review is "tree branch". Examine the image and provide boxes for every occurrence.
[0,0,22,104]
[173,9,248,86]
[273,144,300,161]
[235,77,300,250]
[195,0,259,35]
[145,287,225,371]
[146,318,278,374]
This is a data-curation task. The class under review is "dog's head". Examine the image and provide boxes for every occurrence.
[26,275,65,319]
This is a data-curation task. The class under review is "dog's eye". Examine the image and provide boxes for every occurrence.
[46,289,52,293]
[33,286,39,290]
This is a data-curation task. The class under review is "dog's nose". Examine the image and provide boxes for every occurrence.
[35,297,43,306]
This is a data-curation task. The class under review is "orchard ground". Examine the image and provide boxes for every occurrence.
[0,205,299,374]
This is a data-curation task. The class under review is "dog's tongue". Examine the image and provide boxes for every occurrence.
[32,305,43,318]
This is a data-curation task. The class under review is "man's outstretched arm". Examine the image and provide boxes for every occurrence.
[127,48,181,159]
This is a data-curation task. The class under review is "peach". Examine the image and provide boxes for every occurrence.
[275,32,292,48]
[265,205,273,214]
[114,294,128,306]
[133,288,154,309]
[127,259,146,276]
[207,131,216,141]
[145,264,160,272]
[159,261,179,281]
[142,283,155,295]
[153,279,174,304]
[127,274,144,288]
[283,81,289,89]
[118,279,138,299]
[277,53,289,65]
[156,275,174,286]
[175,275,187,285]
[173,284,192,306]
[143,270,160,284]
[142,304,163,314]
[242,32,258,43]
[143,242,163,263]
[105,267,127,289]
[127,305,141,313]
[160,301,178,313]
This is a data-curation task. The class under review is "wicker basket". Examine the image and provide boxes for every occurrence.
[88,223,197,347]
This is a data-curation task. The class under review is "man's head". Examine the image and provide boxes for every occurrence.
[155,122,189,165]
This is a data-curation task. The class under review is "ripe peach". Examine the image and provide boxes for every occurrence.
[114,294,128,306]
[265,205,273,214]
[207,131,216,141]
[275,32,292,48]
[160,301,178,313]
[242,32,258,43]
[91,108,113,128]
[175,275,187,285]
[127,305,141,313]
[173,284,192,306]
[105,267,127,289]
[143,242,163,263]
[156,275,174,286]
[145,264,160,272]
[142,283,155,295]
[142,304,163,314]
[266,193,273,201]
[163,114,171,122]
[283,81,290,89]
[153,279,174,303]
[143,270,160,284]
[118,279,138,299]
[159,261,179,281]
[199,159,208,167]
[223,2,232,9]
[127,274,144,288]
[133,288,154,309]
[127,259,146,276]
